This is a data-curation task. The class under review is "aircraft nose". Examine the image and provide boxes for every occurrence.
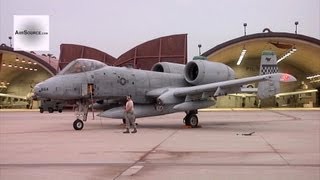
[33,84,42,97]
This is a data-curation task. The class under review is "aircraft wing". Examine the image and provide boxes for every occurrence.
[144,73,296,112]
[0,93,27,100]
[146,87,170,98]
[174,73,296,97]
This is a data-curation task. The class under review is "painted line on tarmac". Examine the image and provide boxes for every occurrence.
[266,110,301,120]
[120,165,144,176]
[114,129,179,179]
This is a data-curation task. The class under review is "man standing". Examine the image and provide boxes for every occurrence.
[123,95,137,133]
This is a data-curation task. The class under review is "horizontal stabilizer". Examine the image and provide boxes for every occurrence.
[279,73,297,82]
[257,73,296,99]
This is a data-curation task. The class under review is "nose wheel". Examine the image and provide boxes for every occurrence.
[73,119,84,130]
[73,100,89,130]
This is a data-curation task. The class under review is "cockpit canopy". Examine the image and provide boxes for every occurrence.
[58,58,106,75]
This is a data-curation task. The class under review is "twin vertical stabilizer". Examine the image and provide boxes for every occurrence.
[257,51,280,99]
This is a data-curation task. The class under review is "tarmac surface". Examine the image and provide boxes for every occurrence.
[0,109,319,180]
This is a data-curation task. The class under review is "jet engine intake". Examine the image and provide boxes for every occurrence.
[184,60,235,85]
[151,62,185,74]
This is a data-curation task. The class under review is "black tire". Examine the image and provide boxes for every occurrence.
[73,119,84,130]
[40,108,44,113]
[48,108,54,113]
[184,115,191,126]
[188,114,198,128]
[58,109,62,113]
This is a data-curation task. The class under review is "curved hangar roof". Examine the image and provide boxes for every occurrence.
[0,44,58,93]
[202,32,320,82]
[58,34,187,71]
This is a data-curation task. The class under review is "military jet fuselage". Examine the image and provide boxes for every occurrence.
[35,59,235,101]
[34,51,296,130]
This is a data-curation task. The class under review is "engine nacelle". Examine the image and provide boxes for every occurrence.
[151,62,185,74]
[184,60,235,85]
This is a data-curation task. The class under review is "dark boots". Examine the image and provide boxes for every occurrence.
[131,128,137,133]
[123,128,137,134]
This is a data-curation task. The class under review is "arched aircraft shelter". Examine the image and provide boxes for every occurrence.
[0,44,58,108]
[202,31,320,107]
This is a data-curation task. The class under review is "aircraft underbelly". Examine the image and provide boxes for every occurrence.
[98,104,177,119]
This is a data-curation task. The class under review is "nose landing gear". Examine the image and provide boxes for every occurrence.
[73,100,89,130]
[73,119,84,130]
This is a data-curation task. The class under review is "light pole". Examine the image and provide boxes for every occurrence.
[8,36,12,47]
[295,21,299,34]
[243,23,247,36]
[198,44,202,55]
[47,53,52,64]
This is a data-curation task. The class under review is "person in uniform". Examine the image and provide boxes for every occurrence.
[123,95,137,133]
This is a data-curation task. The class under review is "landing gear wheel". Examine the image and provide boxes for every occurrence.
[73,119,84,130]
[184,115,191,126]
[188,114,198,128]
[184,114,198,128]
[48,107,54,113]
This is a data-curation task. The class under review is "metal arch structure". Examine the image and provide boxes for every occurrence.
[114,34,188,70]
[58,44,117,70]
[202,32,320,80]
[0,44,58,76]
[201,31,320,107]
[0,44,59,107]
[58,34,187,71]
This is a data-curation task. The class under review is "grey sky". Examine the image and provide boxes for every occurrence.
[1,0,319,60]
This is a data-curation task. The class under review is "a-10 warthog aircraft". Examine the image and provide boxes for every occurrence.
[33,51,296,130]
